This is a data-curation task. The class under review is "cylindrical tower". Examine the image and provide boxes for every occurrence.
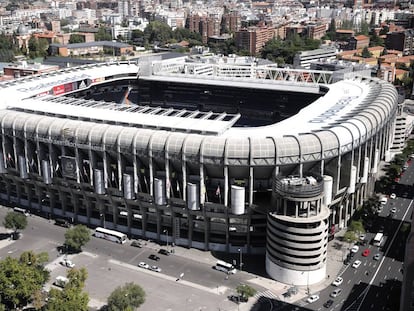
[266,174,329,285]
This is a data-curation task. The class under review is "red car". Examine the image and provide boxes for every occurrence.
[362,249,370,257]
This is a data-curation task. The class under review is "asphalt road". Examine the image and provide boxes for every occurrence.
[302,160,414,311]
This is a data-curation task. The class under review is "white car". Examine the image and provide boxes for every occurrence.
[332,276,343,286]
[351,245,359,253]
[390,207,397,213]
[60,259,75,268]
[352,260,362,268]
[138,262,149,269]
[149,265,162,273]
[306,294,320,303]
[390,193,396,199]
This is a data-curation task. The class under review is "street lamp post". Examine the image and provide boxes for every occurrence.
[163,229,169,251]
[100,213,106,228]
[238,248,243,271]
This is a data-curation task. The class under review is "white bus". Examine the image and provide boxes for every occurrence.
[214,260,237,274]
[373,233,384,246]
[94,227,127,244]
[13,207,29,216]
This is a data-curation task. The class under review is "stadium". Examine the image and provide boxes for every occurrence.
[0,55,398,285]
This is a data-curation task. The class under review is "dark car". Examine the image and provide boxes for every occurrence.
[149,254,160,261]
[131,240,143,248]
[158,248,170,256]
[54,218,71,228]
[324,299,334,308]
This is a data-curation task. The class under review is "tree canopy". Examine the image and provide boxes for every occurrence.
[64,225,90,253]
[261,34,320,63]
[0,252,49,309]
[45,268,89,311]
[69,34,85,44]
[236,284,257,299]
[107,282,146,311]
[3,211,27,233]
[143,21,174,45]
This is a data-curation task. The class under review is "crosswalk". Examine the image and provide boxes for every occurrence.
[254,289,279,300]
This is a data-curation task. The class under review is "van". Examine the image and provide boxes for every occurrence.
[54,218,71,228]
[53,276,69,288]
[13,207,29,216]
[330,288,342,298]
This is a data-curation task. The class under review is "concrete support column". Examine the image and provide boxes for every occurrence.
[249,167,253,206]
[224,166,229,206]
[165,158,170,201]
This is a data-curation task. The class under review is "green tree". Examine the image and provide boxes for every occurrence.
[107,282,146,311]
[144,21,173,46]
[0,254,49,309]
[64,225,90,253]
[69,34,85,44]
[46,268,89,311]
[348,220,365,235]
[358,21,370,36]
[3,211,27,235]
[327,18,336,41]
[343,230,358,244]
[370,31,384,47]
[95,27,112,41]
[236,284,256,300]
[361,46,372,58]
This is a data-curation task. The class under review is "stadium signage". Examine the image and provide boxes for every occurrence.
[308,97,352,123]
[16,74,91,93]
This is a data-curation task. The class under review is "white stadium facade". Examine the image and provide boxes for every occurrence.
[0,55,399,285]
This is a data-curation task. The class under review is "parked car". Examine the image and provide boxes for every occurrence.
[362,249,370,257]
[324,299,334,308]
[352,260,362,268]
[158,248,170,256]
[332,276,343,286]
[390,207,397,213]
[351,245,359,253]
[330,288,342,298]
[60,259,75,268]
[228,295,247,303]
[149,254,160,261]
[138,262,149,269]
[373,253,381,261]
[149,265,162,273]
[390,193,396,199]
[306,294,320,303]
[131,240,143,248]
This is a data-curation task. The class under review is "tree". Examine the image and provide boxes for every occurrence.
[64,225,90,253]
[349,220,365,235]
[0,253,49,309]
[69,34,85,44]
[45,268,89,311]
[3,211,27,236]
[107,282,146,311]
[95,27,112,41]
[143,21,173,46]
[235,284,256,300]
[361,46,372,58]
[343,230,358,244]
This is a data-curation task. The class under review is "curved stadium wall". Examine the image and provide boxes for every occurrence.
[0,60,398,285]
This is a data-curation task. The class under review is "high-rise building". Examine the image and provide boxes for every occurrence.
[235,26,275,55]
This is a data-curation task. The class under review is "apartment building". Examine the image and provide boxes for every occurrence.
[235,26,275,55]
[386,30,414,56]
